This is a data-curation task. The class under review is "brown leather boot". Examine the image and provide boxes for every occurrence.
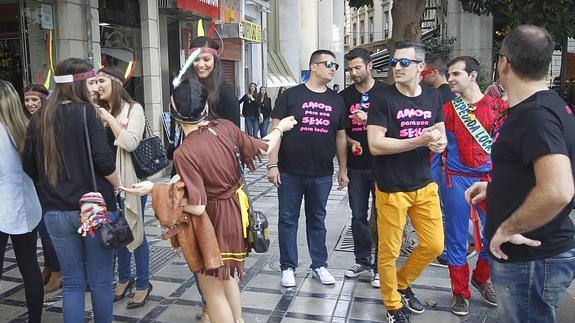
[44,271,62,293]
[41,268,51,285]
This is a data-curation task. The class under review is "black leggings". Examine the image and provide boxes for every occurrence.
[0,229,43,323]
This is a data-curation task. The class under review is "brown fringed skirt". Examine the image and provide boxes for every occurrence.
[200,192,249,280]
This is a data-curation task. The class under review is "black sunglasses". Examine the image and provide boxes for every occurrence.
[389,58,422,68]
[314,60,340,71]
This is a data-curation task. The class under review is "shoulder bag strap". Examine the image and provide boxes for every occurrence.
[83,107,98,191]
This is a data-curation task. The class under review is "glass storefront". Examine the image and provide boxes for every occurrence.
[0,0,54,94]
[98,0,144,104]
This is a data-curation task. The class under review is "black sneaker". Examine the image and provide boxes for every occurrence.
[344,263,371,278]
[386,306,410,323]
[398,287,424,314]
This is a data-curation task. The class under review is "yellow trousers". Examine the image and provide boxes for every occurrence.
[375,182,444,310]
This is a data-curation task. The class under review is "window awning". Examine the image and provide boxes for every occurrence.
[267,50,298,88]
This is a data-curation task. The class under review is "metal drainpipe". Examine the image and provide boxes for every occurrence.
[85,0,94,64]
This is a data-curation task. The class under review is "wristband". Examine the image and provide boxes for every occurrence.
[272,127,283,138]
[267,164,278,170]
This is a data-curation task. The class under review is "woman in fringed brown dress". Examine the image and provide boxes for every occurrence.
[122,79,296,323]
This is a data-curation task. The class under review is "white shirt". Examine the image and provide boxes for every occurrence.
[0,124,42,234]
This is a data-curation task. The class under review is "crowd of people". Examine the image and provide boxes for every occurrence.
[0,24,573,323]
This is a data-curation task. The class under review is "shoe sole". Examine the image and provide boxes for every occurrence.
[451,309,469,316]
[401,296,425,314]
[281,281,296,288]
[344,270,370,278]
[471,281,498,307]
[429,262,448,268]
[371,282,380,288]
[312,274,335,285]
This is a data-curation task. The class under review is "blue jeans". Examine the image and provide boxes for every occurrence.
[117,195,150,290]
[245,116,260,138]
[259,117,270,137]
[490,247,575,323]
[278,173,332,270]
[348,168,378,270]
[44,210,120,323]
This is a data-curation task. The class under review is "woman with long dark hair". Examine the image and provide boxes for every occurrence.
[0,80,44,323]
[185,36,240,126]
[257,86,272,137]
[122,79,296,323]
[23,83,63,293]
[240,82,259,137]
[23,58,121,322]
[95,66,151,308]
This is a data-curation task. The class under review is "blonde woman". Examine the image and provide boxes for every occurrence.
[95,67,151,308]
[0,80,44,322]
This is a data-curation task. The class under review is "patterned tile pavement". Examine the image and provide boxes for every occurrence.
[1,158,574,322]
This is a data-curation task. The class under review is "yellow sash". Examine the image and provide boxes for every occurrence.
[236,185,250,238]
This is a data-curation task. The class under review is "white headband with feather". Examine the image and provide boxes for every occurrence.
[173,48,202,88]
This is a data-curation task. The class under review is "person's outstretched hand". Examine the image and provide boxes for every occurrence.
[120,181,154,196]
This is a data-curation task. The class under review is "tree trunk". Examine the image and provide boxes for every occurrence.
[385,0,427,83]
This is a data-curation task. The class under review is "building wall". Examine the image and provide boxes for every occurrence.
[298,0,344,87]
[278,0,300,80]
[446,0,493,78]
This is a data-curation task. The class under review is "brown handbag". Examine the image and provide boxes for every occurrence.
[151,182,223,272]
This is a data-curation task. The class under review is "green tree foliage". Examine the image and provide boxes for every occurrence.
[459,0,575,41]
[422,36,457,62]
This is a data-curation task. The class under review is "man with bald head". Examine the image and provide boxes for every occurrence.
[466,25,575,323]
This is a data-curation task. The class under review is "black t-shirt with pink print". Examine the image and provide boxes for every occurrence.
[271,83,350,176]
[367,84,444,192]
[340,81,388,170]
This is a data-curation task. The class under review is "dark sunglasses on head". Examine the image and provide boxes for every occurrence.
[315,60,340,71]
[389,58,422,68]
[360,92,369,111]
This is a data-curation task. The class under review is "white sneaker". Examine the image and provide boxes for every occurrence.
[371,273,380,288]
[281,268,296,287]
[312,267,336,285]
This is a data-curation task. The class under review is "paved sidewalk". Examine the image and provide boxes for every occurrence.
[1,157,574,322]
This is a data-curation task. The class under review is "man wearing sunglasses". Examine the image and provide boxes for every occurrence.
[367,41,446,323]
[340,47,388,289]
[440,56,507,316]
[466,25,575,323]
[269,50,350,288]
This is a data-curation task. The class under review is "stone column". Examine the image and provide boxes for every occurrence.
[446,0,493,79]
[140,0,163,134]
[53,0,100,66]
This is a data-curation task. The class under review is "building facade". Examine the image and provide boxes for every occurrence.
[1,0,275,133]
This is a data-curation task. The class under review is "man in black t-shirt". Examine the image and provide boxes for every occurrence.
[466,25,575,323]
[340,47,387,289]
[367,41,446,323]
[269,50,350,288]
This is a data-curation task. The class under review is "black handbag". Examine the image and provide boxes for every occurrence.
[83,108,134,249]
[212,128,270,253]
[131,116,169,179]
